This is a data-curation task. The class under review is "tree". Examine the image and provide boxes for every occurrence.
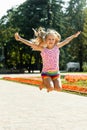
[64,0,86,71]
[81,8,87,63]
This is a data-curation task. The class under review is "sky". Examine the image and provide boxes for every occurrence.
[0,0,69,19]
[0,0,26,18]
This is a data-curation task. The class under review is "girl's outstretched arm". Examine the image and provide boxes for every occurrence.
[57,31,81,48]
[14,32,43,51]
[15,32,33,47]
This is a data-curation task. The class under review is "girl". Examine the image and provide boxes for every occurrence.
[15,29,81,92]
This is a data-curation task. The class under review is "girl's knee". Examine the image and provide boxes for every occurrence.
[54,78,62,89]
[43,78,54,88]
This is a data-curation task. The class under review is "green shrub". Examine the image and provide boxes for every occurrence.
[82,62,87,72]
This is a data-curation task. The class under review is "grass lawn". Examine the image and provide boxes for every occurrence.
[62,78,87,88]
[61,71,87,75]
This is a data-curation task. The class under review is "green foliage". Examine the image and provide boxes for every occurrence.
[63,0,87,71]
[82,62,87,72]
[81,8,87,63]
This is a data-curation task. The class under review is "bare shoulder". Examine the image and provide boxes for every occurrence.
[56,42,63,48]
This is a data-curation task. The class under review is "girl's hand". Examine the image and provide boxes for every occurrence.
[74,31,81,38]
[14,32,21,41]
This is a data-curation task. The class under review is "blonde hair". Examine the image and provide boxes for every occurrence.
[45,29,61,43]
[32,27,61,45]
[31,27,46,45]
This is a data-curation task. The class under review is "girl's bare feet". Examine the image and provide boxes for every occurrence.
[54,87,62,92]
[47,87,54,92]
[39,83,45,90]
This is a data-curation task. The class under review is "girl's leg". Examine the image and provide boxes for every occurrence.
[53,77,62,91]
[39,80,45,90]
[43,77,54,92]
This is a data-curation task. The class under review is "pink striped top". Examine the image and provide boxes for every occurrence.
[41,45,60,72]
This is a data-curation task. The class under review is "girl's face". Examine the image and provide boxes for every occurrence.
[45,34,56,49]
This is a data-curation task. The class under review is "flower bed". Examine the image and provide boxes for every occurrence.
[3,75,87,95]
[3,77,42,86]
[65,74,87,82]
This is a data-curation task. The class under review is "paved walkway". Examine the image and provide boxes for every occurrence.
[0,74,87,130]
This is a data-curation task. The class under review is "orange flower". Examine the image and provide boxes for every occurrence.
[65,75,87,82]
[62,84,87,94]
